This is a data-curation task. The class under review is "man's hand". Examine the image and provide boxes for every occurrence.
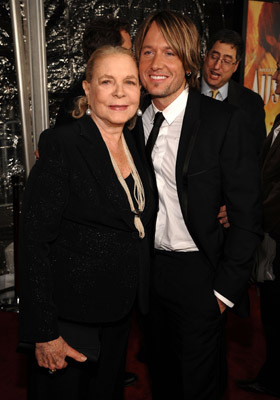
[216,297,227,314]
[217,205,230,228]
[35,336,87,371]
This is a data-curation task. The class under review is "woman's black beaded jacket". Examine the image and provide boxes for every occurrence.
[19,115,155,343]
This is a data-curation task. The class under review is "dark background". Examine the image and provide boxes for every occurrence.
[0,0,245,128]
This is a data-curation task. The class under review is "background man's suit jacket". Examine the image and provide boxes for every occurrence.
[261,114,280,238]
[134,88,263,317]
[19,115,155,343]
[227,79,266,153]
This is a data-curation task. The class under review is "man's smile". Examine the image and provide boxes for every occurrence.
[149,74,168,80]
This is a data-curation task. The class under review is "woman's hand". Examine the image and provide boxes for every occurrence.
[35,336,87,371]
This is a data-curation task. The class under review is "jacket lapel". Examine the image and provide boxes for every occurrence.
[76,115,135,229]
[133,92,152,156]
[227,79,240,106]
[176,89,201,221]
[124,128,155,226]
[262,115,280,168]
[134,116,146,160]
[133,94,160,197]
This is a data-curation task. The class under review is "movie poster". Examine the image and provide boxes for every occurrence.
[244,0,280,133]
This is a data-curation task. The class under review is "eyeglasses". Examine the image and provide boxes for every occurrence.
[208,52,238,68]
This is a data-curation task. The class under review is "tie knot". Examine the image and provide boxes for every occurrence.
[153,112,165,128]
[211,89,219,99]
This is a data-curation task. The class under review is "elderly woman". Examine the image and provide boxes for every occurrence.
[19,46,155,400]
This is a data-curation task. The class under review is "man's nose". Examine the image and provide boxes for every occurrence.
[213,58,223,68]
[150,52,163,70]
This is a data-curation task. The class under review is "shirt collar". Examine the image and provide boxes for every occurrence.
[201,77,229,101]
[150,86,189,125]
[273,124,280,139]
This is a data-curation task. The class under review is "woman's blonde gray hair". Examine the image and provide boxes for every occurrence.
[72,45,139,128]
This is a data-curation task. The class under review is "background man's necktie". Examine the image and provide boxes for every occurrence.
[211,89,219,99]
[145,112,165,159]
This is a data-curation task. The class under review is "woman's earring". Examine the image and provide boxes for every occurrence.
[186,71,192,77]
[137,109,143,116]
[86,107,91,116]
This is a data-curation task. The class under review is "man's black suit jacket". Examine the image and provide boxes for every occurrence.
[134,88,263,317]
[19,115,155,343]
[261,113,280,238]
[227,79,266,153]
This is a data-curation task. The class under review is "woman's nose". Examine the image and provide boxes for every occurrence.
[113,84,125,97]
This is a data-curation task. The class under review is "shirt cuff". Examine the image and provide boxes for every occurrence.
[214,290,234,308]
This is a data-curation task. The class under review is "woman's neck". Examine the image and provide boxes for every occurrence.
[100,129,123,150]
[90,115,124,147]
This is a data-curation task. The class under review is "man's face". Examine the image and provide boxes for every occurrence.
[138,21,187,110]
[272,59,280,95]
[202,41,239,90]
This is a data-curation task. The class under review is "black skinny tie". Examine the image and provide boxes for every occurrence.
[145,112,165,159]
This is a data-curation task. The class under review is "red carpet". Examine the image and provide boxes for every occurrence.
[0,285,278,399]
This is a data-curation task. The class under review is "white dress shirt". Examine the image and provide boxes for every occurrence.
[142,86,234,308]
[143,88,198,252]
[201,77,228,102]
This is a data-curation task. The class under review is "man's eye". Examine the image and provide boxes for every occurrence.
[210,54,218,60]
[143,50,153,56]
[166,51,175,56]
[126,80,136,85]
[223,59,231,64]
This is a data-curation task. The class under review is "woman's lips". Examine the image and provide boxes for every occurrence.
[109,105,129,111]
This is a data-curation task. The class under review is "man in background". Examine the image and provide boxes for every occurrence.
[201,29,266,153]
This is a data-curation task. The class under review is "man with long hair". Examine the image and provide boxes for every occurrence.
[133,10,262,399]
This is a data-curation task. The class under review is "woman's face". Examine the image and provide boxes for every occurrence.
[83,54,140,130]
